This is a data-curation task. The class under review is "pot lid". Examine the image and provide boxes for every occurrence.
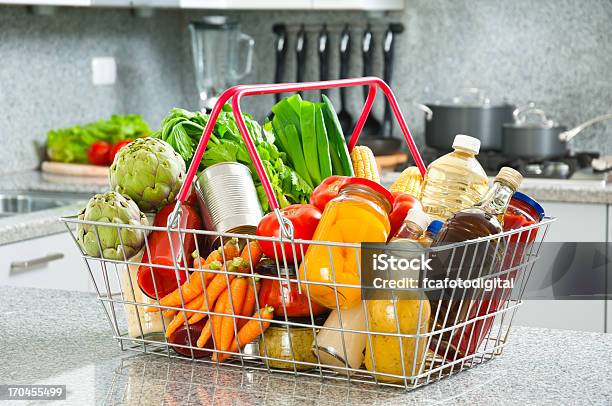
[426,87,512,108]
[504,102,563,129]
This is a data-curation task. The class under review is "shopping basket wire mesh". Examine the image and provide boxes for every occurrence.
[61,77,555,391]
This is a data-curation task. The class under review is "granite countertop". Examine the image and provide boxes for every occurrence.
[0,170,106,245]
[1,286,610,405]
[382,171,612,204]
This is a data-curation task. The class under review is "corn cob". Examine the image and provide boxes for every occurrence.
[390,166,424,198]
[350,145,380,183]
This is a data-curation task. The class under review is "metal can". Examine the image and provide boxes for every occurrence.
[195,162,263,248]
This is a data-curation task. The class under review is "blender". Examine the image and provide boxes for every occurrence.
[189,16,254,111]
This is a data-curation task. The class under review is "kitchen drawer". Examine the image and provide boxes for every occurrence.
[0,232,90,292]
[514,201,607,332]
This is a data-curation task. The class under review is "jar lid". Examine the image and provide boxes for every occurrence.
[255,258,298,277]
[511,192,545,221]
[404,209,430,230]
[339,178,394,208]
[426,220,444,236]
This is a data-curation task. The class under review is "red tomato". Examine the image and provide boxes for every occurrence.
[109,140,132,163]
[388,191,423,241]
[309,176,349,211]
[256,204,322,262]
[258,276,328,318]
[87,141,112,166]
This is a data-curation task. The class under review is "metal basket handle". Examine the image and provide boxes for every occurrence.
[169,77,426,232]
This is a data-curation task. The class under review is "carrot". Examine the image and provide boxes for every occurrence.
[218,306,274,362]
[163,308,178,319]
[147,260,222,313]
[220,237,241,261]
[196,318,212,348]
[212,277,248,361]
[240,241,263,268]
[187,272,235,325]
[237,277,260,330]
[164,295,206,338]
[210,291,228,353]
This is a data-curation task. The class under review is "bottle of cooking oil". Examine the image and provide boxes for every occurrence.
[428,167,523,361]
[420,134,489,221]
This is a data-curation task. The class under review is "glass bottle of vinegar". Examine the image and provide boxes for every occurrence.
[428,167,523,360]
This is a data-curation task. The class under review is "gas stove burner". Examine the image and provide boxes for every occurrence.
[407,146,594,179]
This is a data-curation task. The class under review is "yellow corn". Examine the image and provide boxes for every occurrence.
[350,145,380,183]
[390,166,424,198]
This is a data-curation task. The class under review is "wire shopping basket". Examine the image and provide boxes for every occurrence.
[61,77,555,391]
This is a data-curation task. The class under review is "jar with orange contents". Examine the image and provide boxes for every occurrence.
[299,178,394,309]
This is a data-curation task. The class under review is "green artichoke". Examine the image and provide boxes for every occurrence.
[109,137,186,212]
[77,191,148,260]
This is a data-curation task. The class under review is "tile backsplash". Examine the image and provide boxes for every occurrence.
[1,0,611,174]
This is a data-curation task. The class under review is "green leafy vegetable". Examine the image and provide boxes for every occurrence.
[152,106,312,212]
[46,115,151,164]
[314,105,333,179]
[300,101,321,185]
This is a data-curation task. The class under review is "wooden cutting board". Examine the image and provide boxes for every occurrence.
[375,153,408,171]
[41,161,109,178]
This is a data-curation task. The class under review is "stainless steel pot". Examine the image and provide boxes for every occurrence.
[503,103,612,160]
[502,103,567,159]
[417,88,514,151]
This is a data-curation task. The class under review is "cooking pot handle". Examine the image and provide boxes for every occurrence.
[559,113,612,142]
[415,103,433,121]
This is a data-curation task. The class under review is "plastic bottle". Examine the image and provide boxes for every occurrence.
[393,209,431,241]
[420,134,489,222]
[417,220,444,248]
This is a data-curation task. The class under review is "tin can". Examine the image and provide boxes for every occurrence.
[195,162,263,248]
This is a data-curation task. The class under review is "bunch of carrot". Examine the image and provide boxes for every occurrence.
[147,237,273,362]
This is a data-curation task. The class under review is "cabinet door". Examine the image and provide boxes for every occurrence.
[0,233,90,292]
[513,202,607,332]
[608,205,611,333]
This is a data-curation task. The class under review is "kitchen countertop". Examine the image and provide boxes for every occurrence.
[1,168,610,247]
[0,170,106,245]
[382,171,612,204]
[1,286,610,405]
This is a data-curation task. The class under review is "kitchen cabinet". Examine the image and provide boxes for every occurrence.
[0,0,90,5]
[607,205,611,333]
[0,232,90,292]
[513,201,607,332]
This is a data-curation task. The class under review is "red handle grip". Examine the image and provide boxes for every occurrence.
[176,77,426,211]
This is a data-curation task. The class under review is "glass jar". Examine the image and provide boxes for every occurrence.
[365,294,431,382]
[299,178,394,309]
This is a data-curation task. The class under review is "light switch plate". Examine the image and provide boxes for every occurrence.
[91,56,117,86]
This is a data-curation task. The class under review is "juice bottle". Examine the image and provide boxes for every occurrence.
[428,167,523,360]
[420,134,488,221]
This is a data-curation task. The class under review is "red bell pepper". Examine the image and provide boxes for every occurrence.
[137,203,202,299]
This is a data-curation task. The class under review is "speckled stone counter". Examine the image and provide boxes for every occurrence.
[1,286,610,405]
[0,171,106,245]
[383,172,612,204]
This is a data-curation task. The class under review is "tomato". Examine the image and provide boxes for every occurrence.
[256,259,328,318]
[309,176,349,211]
[87,141,112,166]
[109,140,132,163]
[137,203,202,299]
[256,204,322,262]
[388,191,423,241]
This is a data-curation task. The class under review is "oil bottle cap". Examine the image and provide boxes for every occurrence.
[426,220,444,236]
[495,167,523,191]
[452,134,481,155]
[404,209,430,231]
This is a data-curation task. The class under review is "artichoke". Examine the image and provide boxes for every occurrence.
[77,191,148,260]
[109,137,186,212]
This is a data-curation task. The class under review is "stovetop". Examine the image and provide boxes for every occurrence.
[400,148,601,180]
